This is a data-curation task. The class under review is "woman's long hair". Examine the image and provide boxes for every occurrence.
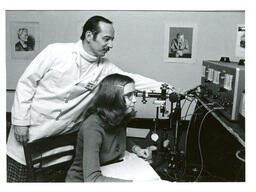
[85,73,136,130]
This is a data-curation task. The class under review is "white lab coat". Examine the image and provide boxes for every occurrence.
[7,40,172,165]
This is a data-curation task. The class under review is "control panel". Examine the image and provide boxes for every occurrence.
[200,60,245,121]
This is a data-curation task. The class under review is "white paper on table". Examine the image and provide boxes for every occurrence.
[100,151,161,181]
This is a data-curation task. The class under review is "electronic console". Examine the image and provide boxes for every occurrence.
[200,60,245,121]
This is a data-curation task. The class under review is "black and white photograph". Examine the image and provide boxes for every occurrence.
[3,9,248,187]
[10,21,39,59]
[164,23,197,63]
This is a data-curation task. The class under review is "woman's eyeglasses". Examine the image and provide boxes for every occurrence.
[123,91,136,101]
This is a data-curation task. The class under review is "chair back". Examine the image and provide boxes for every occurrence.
[23,131,78,182]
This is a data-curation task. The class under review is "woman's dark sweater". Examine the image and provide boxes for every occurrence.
[65,114,135,182]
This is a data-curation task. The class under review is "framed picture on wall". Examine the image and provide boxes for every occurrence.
[10,21,40,59]
[164,22,198,63]
[235,24,245,58]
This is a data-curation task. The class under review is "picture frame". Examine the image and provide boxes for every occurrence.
[164,22,198,63]
[235,24,245,58]
[10,21,40,59]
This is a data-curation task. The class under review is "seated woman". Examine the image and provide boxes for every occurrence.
[65,73,156,182]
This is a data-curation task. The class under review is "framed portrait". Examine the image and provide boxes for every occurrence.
[10,21,40,59]
[164,22,198,63]
[235,24,245,58]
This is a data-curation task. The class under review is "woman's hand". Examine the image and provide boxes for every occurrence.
[132,145,157,161]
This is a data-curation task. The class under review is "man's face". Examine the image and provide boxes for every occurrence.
[177,35,184,43]
[20,30,28,42]
[88,22,115,57]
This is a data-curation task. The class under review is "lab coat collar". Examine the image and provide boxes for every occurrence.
[77,40,101,64]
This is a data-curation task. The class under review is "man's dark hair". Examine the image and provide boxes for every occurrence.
[80,15,113,41]
[176,32,184,38]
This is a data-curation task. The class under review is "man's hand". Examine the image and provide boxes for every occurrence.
[13,125,29,144]
[176,50,183,57]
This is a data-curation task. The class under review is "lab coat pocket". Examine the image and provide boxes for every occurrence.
[30,106,61,125]
[67,82,90,100]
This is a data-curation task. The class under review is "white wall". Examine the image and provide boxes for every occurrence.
[6,10,245,118]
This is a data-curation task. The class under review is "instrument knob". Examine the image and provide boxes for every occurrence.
[213,94,218,99]
[218,87,225,92]
[223,102,231,107]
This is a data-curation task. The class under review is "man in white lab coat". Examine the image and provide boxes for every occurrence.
[7,15,174,182]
